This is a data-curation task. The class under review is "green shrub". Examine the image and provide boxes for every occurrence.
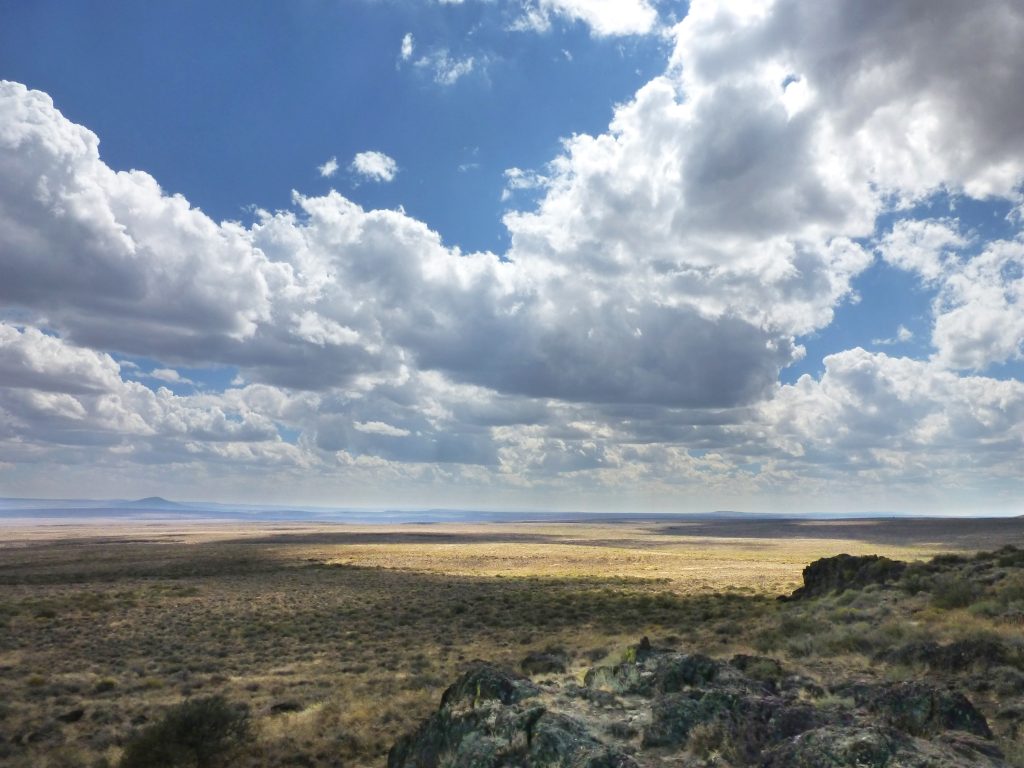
[834,590,858,606]
[119,696,250,768]
[967,599,1002,618]
[899,565,933,596]
[994,546,1024,568]
[930,575,981,610]
[997,573,1024,603]
[784,634,816,658]
[818,622,877,655]
[739,656,785,685]
[778,612,817,636]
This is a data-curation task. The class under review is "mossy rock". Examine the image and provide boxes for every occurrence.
[852,682,992,739]
[439,662,540,710]
[762,725,1006,767]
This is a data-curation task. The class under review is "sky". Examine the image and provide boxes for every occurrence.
[0,0,1022,514]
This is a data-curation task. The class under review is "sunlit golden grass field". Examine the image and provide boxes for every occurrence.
[294,524,946,593]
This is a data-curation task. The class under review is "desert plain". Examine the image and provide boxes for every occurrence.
[2,516,1023,766]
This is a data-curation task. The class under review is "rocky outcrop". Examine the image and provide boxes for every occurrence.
[785,554,907,600]
[761,725,1006,767]
[389,642,1006,768]
[583,638,738,698]
[642,689,831,757]
[387,663,636,768]
[849,682,993,738]
[439,661,541,709]
[878,638,1010,672]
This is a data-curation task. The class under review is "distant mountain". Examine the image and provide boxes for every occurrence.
[0,496,1019,523]
[119,497,186,510]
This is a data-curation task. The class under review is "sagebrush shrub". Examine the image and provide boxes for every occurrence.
[119,696,249,768]
[930,575,981,610]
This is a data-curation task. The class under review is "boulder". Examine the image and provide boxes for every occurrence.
[584,647,730,698]
[879,638,1008,672]
[528,711,638,767]
[584,663,649,696]
[852,682,992,738]
[761,725,1007,767]
[388,663,636,768]
[439,662,540,709]
[642,689,828,759]
[387,705,506,768]
[388,703,638,768]
[652,653,723,693]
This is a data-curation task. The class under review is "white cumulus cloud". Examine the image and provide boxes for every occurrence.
[514,0,660,37]
[413,49,476,86]
[147,368,196,386]
[318,156,339,178]
[350,150,398,183]
[1,0,1024,509]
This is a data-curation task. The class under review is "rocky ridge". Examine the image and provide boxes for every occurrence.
[388,549,1024,767]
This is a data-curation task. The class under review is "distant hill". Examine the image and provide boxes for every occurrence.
[0,496,1020,524]
[119,496,186,510]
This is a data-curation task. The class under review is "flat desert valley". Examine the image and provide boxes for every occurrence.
[2,517,1024,766]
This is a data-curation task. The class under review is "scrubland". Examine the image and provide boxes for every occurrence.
[0,517,1022,766]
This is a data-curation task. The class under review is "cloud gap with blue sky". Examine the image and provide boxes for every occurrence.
[0,0,1022,514]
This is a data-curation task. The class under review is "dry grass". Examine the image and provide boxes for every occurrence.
[0,518,1021,767]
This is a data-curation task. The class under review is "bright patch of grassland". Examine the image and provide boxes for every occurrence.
[1,519,1021,767]
[303,524,940,593]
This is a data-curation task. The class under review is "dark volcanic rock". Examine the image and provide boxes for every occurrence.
[388,663,635,768]
[521,650,569,676]
[528,711,637,767]
[852,681,993,738]
[439,662,540,709]
[584,646,732,698]
[562,683,621,708]
[765,729,1003,768]
[760,725,903,767]
[390,637,1009,768]
[642,689,829,758]
[786,554,907,600]
[879,638,1009,672]
[652,653,723,693]
[936,731,1006,760]
[584,662,649,696]
[388,705,637,768]
[387,705,501,768]
[761,724,1005,767]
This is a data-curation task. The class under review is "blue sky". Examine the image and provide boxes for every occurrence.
[2,1,669,253]
[0,0,1022,513]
